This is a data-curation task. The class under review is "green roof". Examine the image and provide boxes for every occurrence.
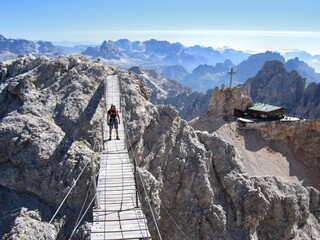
[248,103,284,113]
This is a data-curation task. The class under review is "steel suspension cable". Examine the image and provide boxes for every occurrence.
[120,81,188,240]
[68,191,98,240]
[160,202,190,240]
[120,95,163,240]
[49,161,90,224]
[72,180,93,233]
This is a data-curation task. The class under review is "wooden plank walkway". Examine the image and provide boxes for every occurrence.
[91,75,151,240]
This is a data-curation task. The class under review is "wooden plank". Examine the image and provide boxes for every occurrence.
[98,175,134,179]
[97,188,136,193]
[97,195,136,200]
[100,163,132,166]
[99,169,133,173]
[99,170,133,173]
[97,191,136,197]
[99,163,132,167]
[93,210,146,221]
[92,218,148,229]
[97,192,136,198]
[96,177,134,182]
[96,187,135,192]
[96,181,135,187]
[97,183,134,187]
[97,187,136,192]
[91,220,148,233]
[100,155,130,159]
[94,204,136,212]
[99,161,132,165]
[91,230,151,240]
[97,195,136,201]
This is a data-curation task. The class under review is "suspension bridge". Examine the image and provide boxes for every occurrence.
[90,75,151,239]
[47,74,188,240]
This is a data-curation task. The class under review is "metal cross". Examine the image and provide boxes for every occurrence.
[228,67,236,89]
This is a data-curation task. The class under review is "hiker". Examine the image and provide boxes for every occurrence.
[107,103,120,140]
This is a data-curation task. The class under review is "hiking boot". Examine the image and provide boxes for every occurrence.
[116,136,120,140]
[108,137,111,141]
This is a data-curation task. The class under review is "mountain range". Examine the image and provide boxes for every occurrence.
[243,60,320,119]
[81,38,251,71]
[162,52,320,92]
[1,34,320,93]
[0,34,58,56]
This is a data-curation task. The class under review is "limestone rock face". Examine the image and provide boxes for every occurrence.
[164,89,213,121]
[189,86,253,132]
[207,86,253,119]
[129,65,190,103]
[120,72,320,239]
[128,65,212,121]
[256,120,320,189]
[0,54,115,237]
[295,82,320,119]
[2,208,57,240]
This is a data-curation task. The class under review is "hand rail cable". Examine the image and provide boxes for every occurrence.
[71,180,93,236]
[68,191,98,240]
[49,160,90,224]
[131,193,151,237]
[120,92,162,240]
[136,168,163,240]
[119,87,139,208]
[112,133,124,212]
[40,160,90,240]
[159,202,190,240]
[119,79,189,240]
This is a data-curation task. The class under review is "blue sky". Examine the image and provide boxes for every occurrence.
[1,0,320,53]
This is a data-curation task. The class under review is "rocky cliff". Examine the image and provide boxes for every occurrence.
[243,60,320,119]
[129,65,190,103]
[189,86,253,131]
[120,71,320,239]
[285,57,320,85]
[0,54,113,238]
[258,120,320,188]
[1,55,319,239]
[128,65,210,121]
[163,89,213,121]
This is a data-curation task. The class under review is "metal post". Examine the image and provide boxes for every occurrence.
[134,160,139,208]
[103,78,107,150]
[91,156,99,209]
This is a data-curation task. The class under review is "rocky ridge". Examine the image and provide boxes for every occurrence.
[128,65,190,103]
[0,54,319,239]
[0,54,114,238]
[120,70,320,239]
[189,86,253,131]
[128,65,211,121]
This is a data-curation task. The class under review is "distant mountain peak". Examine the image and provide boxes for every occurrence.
[0,34,6,41]
[98,40,123,60]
